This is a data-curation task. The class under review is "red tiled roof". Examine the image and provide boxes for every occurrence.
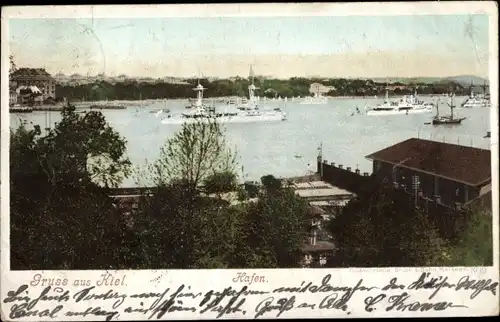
[365,138,491,186]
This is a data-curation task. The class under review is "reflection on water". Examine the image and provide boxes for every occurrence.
[9,96,492,187]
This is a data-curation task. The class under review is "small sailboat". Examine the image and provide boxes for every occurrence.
[301,88,328,105]
[156,99,170,117]
[432,95,466,125]
[154,99,170,117]
[351,106,361,116]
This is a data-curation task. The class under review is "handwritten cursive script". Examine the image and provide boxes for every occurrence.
[2,272,496,320]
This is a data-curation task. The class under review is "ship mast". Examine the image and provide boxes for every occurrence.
[481,81,488,96]
[469,77,474,97]
[248,65,255,100]
[385,78,389,102]
[248,65,260,103]
[193,78,205,110]
[450,93,455,120]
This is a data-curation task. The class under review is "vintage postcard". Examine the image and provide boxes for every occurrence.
[1,2,499,320]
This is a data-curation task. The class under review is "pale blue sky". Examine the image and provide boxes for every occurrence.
[9,14,490,78]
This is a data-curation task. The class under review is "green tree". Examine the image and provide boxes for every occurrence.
[131,119,242,268]
[203,170,238,197]
[10,105,133,270]
[260,174,282,192]
[130,181,245,269]
[133,122,311,269]
[139,119,237,195]
[447,206,493,266]
[233,177,310,268]
[327,184,448,267]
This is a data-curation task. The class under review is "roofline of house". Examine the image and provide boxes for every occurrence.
[365,156,490,187]
[11,74,53,78]
[367,138,491,153]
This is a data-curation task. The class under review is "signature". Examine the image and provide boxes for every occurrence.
[386,292,468,311]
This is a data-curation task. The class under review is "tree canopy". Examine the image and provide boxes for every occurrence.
[232,175,310,268]
[55,77,469,102]
[130,122,311,269]
[446,206,493,266]
[327,184,449,267]
[137,119,236,195]
[10,105,133,270]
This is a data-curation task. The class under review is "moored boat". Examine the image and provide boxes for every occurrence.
[161,110,287,125]
[366,88,433,116]
[432,95,466,125]
[9,105,33,113]
[301,92,328,105]
[151,99,170,116]
[461,81,490,108]
[161,73,286,125]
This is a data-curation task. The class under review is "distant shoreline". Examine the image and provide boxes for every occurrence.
[9,94,463,113]
[73,94,451,104]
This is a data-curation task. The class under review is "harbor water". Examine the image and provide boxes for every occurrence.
[9,96,492,187]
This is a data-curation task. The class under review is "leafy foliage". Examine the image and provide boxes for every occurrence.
[10,105,132,270]
[127,182,239,269]
[260,174,283,192]
[446,206,493,266]
[11,112,311,269]
[203,170,238,196]
[232,177,310,268]
[138,119,236,194]
[327,184,448,267]
[131,123,310,269]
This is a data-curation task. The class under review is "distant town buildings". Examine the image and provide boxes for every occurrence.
[10,68,56,104]
[309,82,335,94]
[9,90,18,105]
[386,84,408,91]
[52,72,191,86]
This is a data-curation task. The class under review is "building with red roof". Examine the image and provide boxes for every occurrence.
[366,138,491,209]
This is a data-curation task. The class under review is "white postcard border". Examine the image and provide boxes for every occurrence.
[1,2,499,320]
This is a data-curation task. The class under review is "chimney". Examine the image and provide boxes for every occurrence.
[323,159,328,164]
[363,172,369,176]
[347,167,352,172]
[330,162,335,166]
[355,169,360,175]
[339,164,343,169]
